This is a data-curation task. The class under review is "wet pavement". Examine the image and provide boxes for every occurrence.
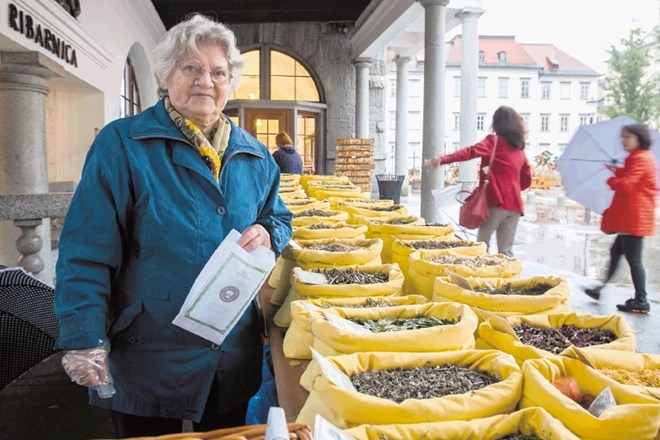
[1,189,658,440]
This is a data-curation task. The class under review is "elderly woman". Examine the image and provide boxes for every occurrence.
[54,14,292,437]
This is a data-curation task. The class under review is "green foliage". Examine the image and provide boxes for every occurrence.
[602,28,660,126]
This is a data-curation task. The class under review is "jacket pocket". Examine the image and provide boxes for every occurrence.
[109,300,143,337]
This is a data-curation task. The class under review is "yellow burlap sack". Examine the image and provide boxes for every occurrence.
[337,204,408,224]
[407,251,522,297]
[292,222,367,241]
[433,276,570,317]
[313,188,366,200]
[283,295,430,359]
[273,262,400,328]
[279,188,307,199]
[300,175,350,192]
[357,218,454,263]
[475,312,636,367]
[391,238,486,273]
[285,199,331,213]
[270,238,384,306]
[292,209,350,227]
[563,346,660,400]
[310,302,478,356]
[279,183,303,192]
[520,357,660,439]
[344,407,580,440]
[266,223,368,288]
[296,350,522,429]
[329,198,393,210]
[280,173,300,183]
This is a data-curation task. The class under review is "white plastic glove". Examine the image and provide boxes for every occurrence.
[61,343,115,398]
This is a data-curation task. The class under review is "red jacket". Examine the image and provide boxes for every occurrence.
[439,134,532,214]
[601,149,658,236]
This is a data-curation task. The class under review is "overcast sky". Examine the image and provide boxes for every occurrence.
[450,0,659,74]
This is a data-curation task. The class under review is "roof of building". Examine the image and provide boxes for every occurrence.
[446,35,600,75]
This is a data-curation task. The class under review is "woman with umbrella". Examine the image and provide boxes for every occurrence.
[584,123,658,314]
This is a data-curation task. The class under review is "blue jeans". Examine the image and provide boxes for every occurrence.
[604,234,647,304]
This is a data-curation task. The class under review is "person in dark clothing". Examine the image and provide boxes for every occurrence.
[272,132,303,175]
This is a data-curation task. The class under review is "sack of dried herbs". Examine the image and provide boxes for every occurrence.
[391,238,486,273]
[310,302,478,356]
[284,295,430,359]
[299,174,351,191]
[268,222,367,289]
[292,209,350,227]
[521,357,660,439]
[476,312,636,367]
[297,349,522,429]
[343,407,579,440]
[356,218,455,264]
[563,346,660,399]
[329,198,394,211]
[270,238,384,306]
[273,263,402,328]
[284,198,330,213]
[407,252,522,297]
[306,181,364,200]
[432,275,570,317]
[337,203,409,225]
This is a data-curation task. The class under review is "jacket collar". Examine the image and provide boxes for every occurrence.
[128,99,265,159]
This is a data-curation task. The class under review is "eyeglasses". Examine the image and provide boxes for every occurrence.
[178,62,233,85]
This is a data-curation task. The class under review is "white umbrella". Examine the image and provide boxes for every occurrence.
[556,116,660,214]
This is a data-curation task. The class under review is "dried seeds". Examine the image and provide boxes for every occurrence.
[407,240,472,250]
[350,364,498,403]
[321,298,399,308]
[294,209,336,217]
[598,367,660,387]
[312,268,388,284]
[498,435,541,440]
[473,282,554,296]
[370,204,404,212]
[304,243,361,252]
[430,254,512,267]
[349,315,457,332]
[513,322,617,354]
[386,217,418,224]
[307,224,333,229]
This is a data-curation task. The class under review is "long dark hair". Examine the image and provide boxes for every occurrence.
[491,106,526,149]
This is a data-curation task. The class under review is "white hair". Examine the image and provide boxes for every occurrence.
[153,14,244,97]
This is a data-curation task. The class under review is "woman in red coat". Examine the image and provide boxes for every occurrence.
[426,106,531,256]
[584,123,658,313]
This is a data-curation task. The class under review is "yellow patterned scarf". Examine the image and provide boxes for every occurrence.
[164,96,221,182]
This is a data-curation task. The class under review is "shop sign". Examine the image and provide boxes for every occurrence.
[7,3,78,67]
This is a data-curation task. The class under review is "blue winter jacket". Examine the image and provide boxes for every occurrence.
[54,99,292,421]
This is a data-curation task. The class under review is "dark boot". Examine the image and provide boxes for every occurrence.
[616,298,650,314]
[583,285,602,300]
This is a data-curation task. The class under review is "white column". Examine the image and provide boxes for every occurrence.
[458,8,484,186]
[394,56,411,195]
[354,58,372,139]
[419,0,449,223]
[0,52,63,283]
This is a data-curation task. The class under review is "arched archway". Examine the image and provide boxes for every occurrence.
[225,45,326,174]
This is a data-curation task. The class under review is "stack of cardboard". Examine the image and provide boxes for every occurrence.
[334,138,374,193]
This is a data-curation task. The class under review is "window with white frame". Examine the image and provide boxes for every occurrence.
[520,78,530,98]
[453,113,460,131]
[580,82,590,100]
[477,113,486,131]
[498,51,506,63]
[389,112,396,130]
[560,82,571,99]
[541,82,551,99]
[521,113,530,130]
[389,79,396,97]
[540,114,550,131]
[477,77,486,98]
[579,114,592,126]
[454,76,461,97]
[409,111,422,131]
[560,114,569,132]
[498,77,509,98]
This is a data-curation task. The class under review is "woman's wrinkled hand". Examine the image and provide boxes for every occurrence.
[239,224,272,251]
